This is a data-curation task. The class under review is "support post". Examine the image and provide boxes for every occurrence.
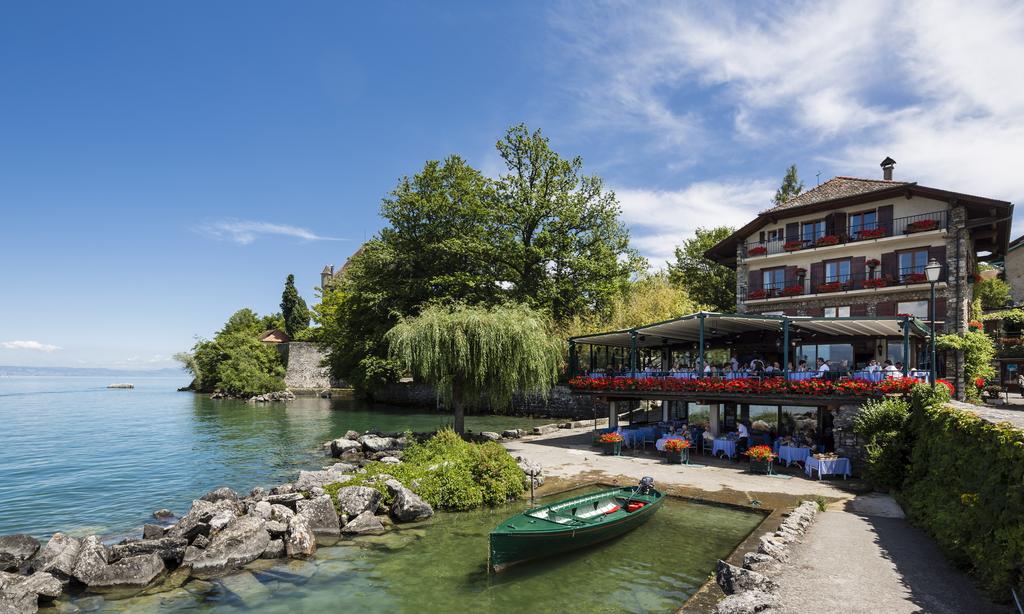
[568,340,578,378]
[629,330,638,377]
[902,317,911,377]
[698,314,706,377]
[662,400,670,423]
[782,318,790,378]
[608,401,618,429]
[929,281,937,387]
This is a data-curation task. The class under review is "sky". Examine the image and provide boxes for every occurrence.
[2,0,1024,369]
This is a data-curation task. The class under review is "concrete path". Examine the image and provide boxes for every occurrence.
[775,495,1008,613]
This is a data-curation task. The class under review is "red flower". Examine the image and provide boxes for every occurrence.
[783,240,804,252]
[937,379,955,395]
[749,289,768,299]
[815,235,841,247]
[747,246,768,256]
[859,228,887,239]
[597,432,623,443]
[744,445,775,461]
[864,278,889,289]
[904,272,927,283]
[663,439,691,452]
[816,281,843,293]
[906,219,939,233]
[782,285,803,296]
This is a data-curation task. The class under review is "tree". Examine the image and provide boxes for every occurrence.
[176,308,286,395]
[386,304,563,433]
[773,164,804,206]
[562,273,703,339]
[974,275,1012,310]
[668,226,737,311]
[280,274,310,337]
[493,124,645,321]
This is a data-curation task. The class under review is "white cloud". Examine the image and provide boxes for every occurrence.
[2,340,61,352]
[617,179,776,265]
[199,220,342,245]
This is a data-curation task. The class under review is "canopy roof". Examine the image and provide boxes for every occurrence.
[569,311,929,348]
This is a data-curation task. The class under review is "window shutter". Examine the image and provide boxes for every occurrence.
[851,304,868,316]
[785,222,799,242]
[881,252,898,281]
[928,245,947,280]
[851,256,866,290]
[824,213,835,236]
[748,269,761,291]
[810,262,824,291]
[759,231,765,243]
[934,297,947,332]
[785,266,798,289]
[833,212,848,240]
[876,301,896,316]
[878,205,894,236]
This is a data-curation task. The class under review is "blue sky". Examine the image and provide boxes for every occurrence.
[2,1,1023,368]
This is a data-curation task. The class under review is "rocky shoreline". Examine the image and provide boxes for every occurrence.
[0,428,546,613]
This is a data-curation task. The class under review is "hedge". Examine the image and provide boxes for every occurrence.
[898,386,1024,595]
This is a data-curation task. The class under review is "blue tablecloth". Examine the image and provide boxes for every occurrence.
[786,372,817,380]
[620,427,657,448]
[778,445,812,467]
[805,456,851,479]
[712,438,737,459]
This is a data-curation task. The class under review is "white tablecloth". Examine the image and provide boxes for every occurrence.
[712,438,737,459]
[656,436,688,452]
[805,456,851,479]
[778,445,812,467]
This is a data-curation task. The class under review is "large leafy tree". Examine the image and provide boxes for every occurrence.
[773,164,804,206]
[386,303,563,433]
[562,273,703,338]
[668,226,737,312]
[176,308,286,395]
[493,124,645,321]
[280,274,310,337]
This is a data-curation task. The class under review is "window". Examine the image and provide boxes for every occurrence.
[766,229,783,242]
[762,268,785,291]
[849,210,878,236]
[823,306,851,318]
[897,300,929,318]
[899,249,929,277]
[825,259,851,283]
[801,220,825,243]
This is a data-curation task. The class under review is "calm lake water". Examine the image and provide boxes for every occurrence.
[0,376,550,539]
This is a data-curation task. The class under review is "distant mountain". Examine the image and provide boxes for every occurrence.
[0,365,187,377]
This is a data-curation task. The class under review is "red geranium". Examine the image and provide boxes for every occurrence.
[937,379,955,395]
[907,219,939,233]
[597,432,623,444]
[747,246,768,256]
[663,439,691,452]
[859,228,887,239]
[744,445,775,461]
[904,272,927,283]
[749,289,768,299]
[783,240,804,252]
[815,235,841,247]
[864,278,889,289]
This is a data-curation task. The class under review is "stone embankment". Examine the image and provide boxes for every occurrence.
[712,500,820,614]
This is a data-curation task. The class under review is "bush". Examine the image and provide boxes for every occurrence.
[853,396,911,492]
[936,331,995,400]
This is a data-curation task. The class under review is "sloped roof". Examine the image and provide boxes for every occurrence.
[766,177,910,213]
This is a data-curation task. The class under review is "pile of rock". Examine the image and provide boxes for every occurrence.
[713,500,820,614]
[0,479,434,613]
[207,390,296,402]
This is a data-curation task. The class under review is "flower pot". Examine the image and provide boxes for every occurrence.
[665,449,688,465]
[749,458,773,475]
[602,441,622,456]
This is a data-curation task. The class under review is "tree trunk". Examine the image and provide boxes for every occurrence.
[452,382,466,434]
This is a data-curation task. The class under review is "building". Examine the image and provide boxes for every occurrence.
[259,329,291,344]
[321,244,367,291]
[704,157,1013,381]
[1005,234,1024,305]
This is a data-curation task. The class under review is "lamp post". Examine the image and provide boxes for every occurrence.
[925,258,942,388]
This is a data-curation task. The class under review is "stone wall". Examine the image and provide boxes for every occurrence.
[1007,245,1024,305]
[372,382,606,420]
[282,342,345,390]
[833,402,867,470]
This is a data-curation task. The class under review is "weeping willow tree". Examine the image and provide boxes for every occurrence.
[386,303,563,433]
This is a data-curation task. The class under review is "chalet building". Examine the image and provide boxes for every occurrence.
[1005,234,1024,305]
[705,158,1013,375]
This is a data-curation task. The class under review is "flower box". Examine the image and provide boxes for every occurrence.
[865,258,880,267]
[747,245,767,256]
[567,375,922,396]
[858,227,887,239]
[969,320,983,331]
[783,241,804,252]
[903,272,927,284]
[749,458,773,475]
[863,278,888,289]
[749,289,768,299]
[815,235,841,247]
[906,219,939,233]
[816,281,843,293]
[601,441,621,455]
[781,285,803,297]
[745,444,776,474]
[664,440,691,465]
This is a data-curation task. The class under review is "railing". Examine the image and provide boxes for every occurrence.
[742,210,948,258]
[744,267,937,300]
[584,370,930,382]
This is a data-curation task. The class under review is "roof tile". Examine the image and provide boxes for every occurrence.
[764,176,910,213]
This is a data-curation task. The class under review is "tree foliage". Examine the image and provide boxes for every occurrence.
[773,164,804,206]
[280,274,310,338]
[974,275,1012,310]
[386,303,563,433]
[561,273,703,339]
[668,226,737,312]
[936,330,996,399]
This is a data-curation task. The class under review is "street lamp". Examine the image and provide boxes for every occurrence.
[925,258,942,388]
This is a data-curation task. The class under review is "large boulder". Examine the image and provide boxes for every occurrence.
[715,560,778,594]
[501,429,522,439]
[344,430,361,440]
[384,480,433,523]
[265,493,304,509]
[340,511,386,535]
[166,500,217,541]
[269,504,295,522]
[110,537,188,566]
[329,438,362,458]
[714,589,779,614]
[285,516,316,559]
[295,470,349,491]
[261,539,285,559]
[30,533,81,582]
[0,535,39,572]
[71,536,109,586]
[358,435,397,454]
[479,432,501,442]
[181,516,269,579]
[532,424,559,435]
[200,487,239,504]
[334,486,382,518]
[252,501,272,520]
[296,495,341,536]
[73,537,165,592]
[142,524,166,540]
[16,572,62,599]
[757,536,789,563]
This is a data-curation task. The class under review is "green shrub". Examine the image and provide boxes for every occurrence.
[936,331,995,401]
[854,397,911,492]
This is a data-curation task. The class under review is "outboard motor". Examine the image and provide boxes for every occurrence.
[637,476,655,496]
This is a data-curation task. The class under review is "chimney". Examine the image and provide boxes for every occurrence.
[880,156,896,181]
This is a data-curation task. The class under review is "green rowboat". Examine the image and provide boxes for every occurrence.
[489,478,664,573]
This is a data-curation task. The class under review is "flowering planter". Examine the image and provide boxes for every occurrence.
[863,278,889,289]
[666,449,688,465]
[749,458,773,475]
[749,289,768,300]
[816,282,843,293]
[858,228,887,239]
[783,241,804,252]
[906,219,939,233]
[815,235,841,247]
[747,246,767,256]
[781,285,803,297]
[567,375,922,396]
[904,273,927,284]
[602,441,622,456]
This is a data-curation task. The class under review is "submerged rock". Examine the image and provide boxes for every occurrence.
[0,535,40,572]
[285,516,316,559]
[340,511,385,536]
[182,516,269,579]
[218,571,271,607]
[296,496,341,536]
[334,486,381,518]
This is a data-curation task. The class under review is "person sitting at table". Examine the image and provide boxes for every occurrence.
[787,361,795,373]
[730,353,740,371]
[816,357,830,375]
[866,359,880,373]
[702,361,712,376]
[797,360,808,372]
[883,359,897,374]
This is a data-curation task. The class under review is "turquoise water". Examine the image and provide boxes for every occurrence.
[0,376,550,539]
[96,487,763,614]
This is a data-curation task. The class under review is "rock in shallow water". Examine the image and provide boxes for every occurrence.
[329,438,361,458]
[340,511,385,536]
[296,496,340,536]
[30,533,81,582]
[334,486,382,518]
[0,535,39,572]
[384,481,433,522]
[110,538,187,566]
[285,516,316,559]
[182,516,269,579]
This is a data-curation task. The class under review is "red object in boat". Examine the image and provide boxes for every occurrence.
[604,505,621,514]
[626,502,645,513]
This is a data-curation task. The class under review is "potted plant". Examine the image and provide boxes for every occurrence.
[906,218,939,233]
[968,320,983,332]
[782,284,803,297]
[664,438,691,465]
[747,245,767,257]
[744,444,776,474]
[749,289,768,300]
[783,240,804,252]
[863,277,888,289]
[816,281,843,293]
[866,258,880,269]
[596,432,623,455]
[815,234,841,247]
[859,227,887,239]
[904,272,927,284]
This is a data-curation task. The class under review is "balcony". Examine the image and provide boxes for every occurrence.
[742,210,948,259]
[743,267,942,302]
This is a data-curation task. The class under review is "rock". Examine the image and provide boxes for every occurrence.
[0,535,40,572]
[200,487,239,504]
[358,435,397,454]
[716,560,778,595]
[265,493,304,509]
[344,430,361,440]
[532,424,559,435]
[141,525,166,541]
[110,538,188,566]
[261,539,285,559]
[71,536,109,586]
[340,511,386,535]
[253,501,272,520]
[18,571,62,599]
[191,535,210,550]
[296,496,341,536]
[389,485,433,523]
[714,589,779,614]
[295,470,349,491]
[271,483,295,495]
[480,431,501,442]
[166,500,216,541]
[181,516,269,579]
[285,516,316,559]
[250,487,267,499]
[152,509,174,520]
[248,391,295,402]
[757,536,789,562]
[310,487,326,497]
[30,533,81,582]
[501,429,522,439]
[335,486,382,518]
[269,505,295,522]
[218,571,270,608]
[325,462,356,473]
[742,552,779,573]
[0,588,37,613]
[379,456,401,465]
[264,520,288,537]
[517,457,544,485]
[77,550,165,592]
[208,509,236,533]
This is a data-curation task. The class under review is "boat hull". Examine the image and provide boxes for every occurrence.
[489,487,664,573]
